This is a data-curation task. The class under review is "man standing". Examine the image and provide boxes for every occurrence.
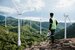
[49,13,58,44]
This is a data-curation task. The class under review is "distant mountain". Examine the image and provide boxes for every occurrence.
[55,23,75,39]
[67,23,75,38]
[0,15,5,26]
[0,15,5,20]
[0,14,75,50]
[0,15,71,33]
[0,15,47,32]
[0,15,18,26]
[56,22,71,32]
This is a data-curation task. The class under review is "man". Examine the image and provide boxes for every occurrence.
[49,13,58,44]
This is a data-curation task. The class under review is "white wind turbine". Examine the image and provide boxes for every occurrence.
[11,0,23,46]
[64,14,72,39]
[0,12,7,27]
[40,18,42,34]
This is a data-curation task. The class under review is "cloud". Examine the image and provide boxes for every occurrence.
[14,16,48,22]
[26,0,45,10]
[0,6,17,15]
[22,17,41,21]
[55,0,75,10]
[13,0,45,13]
[15,0,20,3]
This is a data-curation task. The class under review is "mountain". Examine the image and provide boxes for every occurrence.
[0,15,47,50]
[0,23,47,50]
[0,14,75,50]
[56,22,71,32]
[67,23,75,38]
[55,23,75,39]
[0,15,71,34]
[0,15,73,38]
[0,15,5,26]
[0,15,18,26]
[0,15,47,33]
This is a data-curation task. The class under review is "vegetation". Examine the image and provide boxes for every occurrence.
[55,23,75,39]
[0,25,47,50]
[0,15,75,50]
[0,15,47,50]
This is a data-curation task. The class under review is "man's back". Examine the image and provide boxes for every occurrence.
[48,13,58,43]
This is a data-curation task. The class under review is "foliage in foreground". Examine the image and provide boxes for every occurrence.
[0,26,47,50]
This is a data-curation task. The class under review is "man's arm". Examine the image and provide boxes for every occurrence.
[56,20,58,25]
[49,18,52,30]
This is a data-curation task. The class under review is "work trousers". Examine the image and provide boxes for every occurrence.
[50,29,55,43]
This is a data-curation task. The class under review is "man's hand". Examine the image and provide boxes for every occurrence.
[47,30,51,37]
[48,30,51,32]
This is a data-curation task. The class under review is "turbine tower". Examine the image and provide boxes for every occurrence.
[40,18,42,34]
[5,16,7,27]
[64,14,68,39]
[11,0,21,46]
[64,14,72,39]
[29,20,31,28]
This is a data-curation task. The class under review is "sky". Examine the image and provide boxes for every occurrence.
[0,0,75,22]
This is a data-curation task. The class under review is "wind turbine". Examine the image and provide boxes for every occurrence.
[29,20,31,28]
[4,15,10,28]
[5,15,9,33]
[0,12,7,27]
[40,18,42,34]
[64,14,72,39]
[64,14,68,39]
[4,15,10,34]
[0,11,9,33]
[11,0,22,46]
[4,15,7,27]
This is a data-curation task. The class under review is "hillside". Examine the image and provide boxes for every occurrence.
[0,15,47,32]
[0,25,47,50]
[0,15,5,26]
[0,15,70,32]
[55,23,75,39]
[0,26,18,50]
[0,15,47,50]
[0,15,75,50]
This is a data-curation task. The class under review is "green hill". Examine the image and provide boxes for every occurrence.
[0,15,47,32]
[0,15,5,26]
[55,23,75,39]
[0,25,47,50]
[0,15,47,50]
[0,15,74,50]
[0,15,71,32]
[0,26,18,50]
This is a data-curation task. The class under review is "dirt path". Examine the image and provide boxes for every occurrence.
[24,38,75,50]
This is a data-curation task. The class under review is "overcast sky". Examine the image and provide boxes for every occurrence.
[0,0,75,22]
